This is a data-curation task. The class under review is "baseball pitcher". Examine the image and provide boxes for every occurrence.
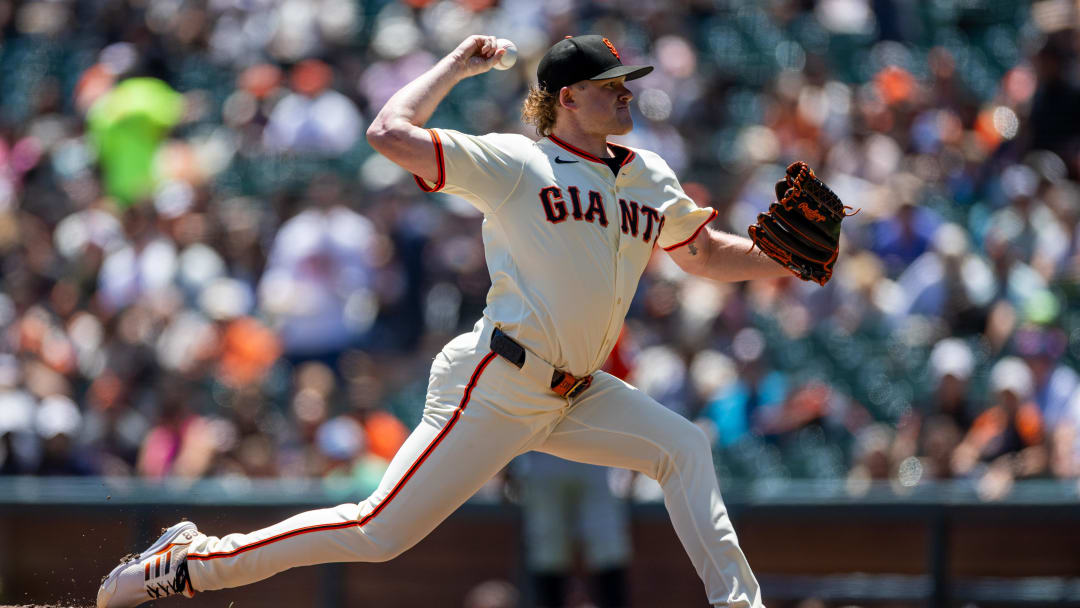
[99,34,848,608]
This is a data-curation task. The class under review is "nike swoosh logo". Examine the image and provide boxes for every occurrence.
[554,156,578,164]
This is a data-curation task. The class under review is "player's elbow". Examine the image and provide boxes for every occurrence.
[365,120,394,152]
[367,119,420,162]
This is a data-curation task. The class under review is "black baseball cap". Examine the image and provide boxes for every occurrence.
[537,35,653,94]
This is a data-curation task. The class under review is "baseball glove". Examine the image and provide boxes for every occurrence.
[747,161,855,286]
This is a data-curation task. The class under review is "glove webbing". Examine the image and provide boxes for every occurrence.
[779,162,857,222]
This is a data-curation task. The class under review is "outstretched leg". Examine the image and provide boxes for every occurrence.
[537,372,762,608]
[180,348,545,593]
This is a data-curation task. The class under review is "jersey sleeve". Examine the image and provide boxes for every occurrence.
[650,162,717,251]
[413,128,526,214]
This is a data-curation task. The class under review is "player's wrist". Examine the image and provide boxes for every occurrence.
[437,54,474,81]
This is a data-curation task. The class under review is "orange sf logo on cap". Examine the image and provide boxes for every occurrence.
[602,38,620,60]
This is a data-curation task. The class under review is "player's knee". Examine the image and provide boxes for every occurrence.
[671,422,714,476]
[686,422,712,455]
[366,539,410,563]
[669,418,710,460]
[651,420,712,482]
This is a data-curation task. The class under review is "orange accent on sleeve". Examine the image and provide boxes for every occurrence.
[412,129,445,192]
[663,208,718,251]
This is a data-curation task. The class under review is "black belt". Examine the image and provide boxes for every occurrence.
[490,328,594,399]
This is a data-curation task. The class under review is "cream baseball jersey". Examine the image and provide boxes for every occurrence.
[414,129,717,377]
[98,36,764,608]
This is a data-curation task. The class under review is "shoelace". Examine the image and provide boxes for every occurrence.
[145,558,190,599]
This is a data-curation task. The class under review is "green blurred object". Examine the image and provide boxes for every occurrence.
[1024,288,1061,325]
[87,77,185,206]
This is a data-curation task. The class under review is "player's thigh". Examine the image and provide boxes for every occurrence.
[536,371,708,478]
[359,350,550,544]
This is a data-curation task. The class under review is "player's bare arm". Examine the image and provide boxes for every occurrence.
[673,162,851,285]
[366,35,506,183]
[668,227,792,283]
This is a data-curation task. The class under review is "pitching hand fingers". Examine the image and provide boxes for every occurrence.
[454,35,488,59]
[452,35,510,76]
[464,35,497,59]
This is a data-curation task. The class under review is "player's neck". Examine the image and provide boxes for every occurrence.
[549,125,613,159]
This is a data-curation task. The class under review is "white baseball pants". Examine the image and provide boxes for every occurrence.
[186,319,762,607]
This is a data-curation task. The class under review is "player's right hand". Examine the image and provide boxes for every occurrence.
[449,35,507,77]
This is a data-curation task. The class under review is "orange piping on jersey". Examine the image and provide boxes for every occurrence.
[412,129,446,192]
[662,208,718,251]
[187,352,499,562]
[549,136,636,168]
[548,135,606,164]
[608,142,636,166]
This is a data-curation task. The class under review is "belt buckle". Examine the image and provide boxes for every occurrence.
[565,375,592,399]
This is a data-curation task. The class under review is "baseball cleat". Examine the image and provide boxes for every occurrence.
[97,520,202,608]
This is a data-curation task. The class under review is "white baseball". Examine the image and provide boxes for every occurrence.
[494,38,517,70]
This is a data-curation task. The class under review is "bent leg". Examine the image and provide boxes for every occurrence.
[188,350,544,591]
[537,372,762,608]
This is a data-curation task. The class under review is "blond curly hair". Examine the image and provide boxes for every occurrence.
[521,86,559,136]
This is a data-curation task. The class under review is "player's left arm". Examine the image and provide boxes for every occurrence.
[667,227,792,283]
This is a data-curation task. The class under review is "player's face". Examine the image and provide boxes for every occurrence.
[572,76,634,136]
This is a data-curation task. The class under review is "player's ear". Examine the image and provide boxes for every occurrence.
[558,86,576,110]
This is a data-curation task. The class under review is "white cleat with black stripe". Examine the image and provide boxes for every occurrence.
[97,521,203,607]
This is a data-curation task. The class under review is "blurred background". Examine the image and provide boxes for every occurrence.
[1,0,1080,606]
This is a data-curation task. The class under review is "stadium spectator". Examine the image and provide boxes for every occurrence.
[257,176,378,368]
[953,357,1049,498]
[0,0,1075,504]
[263,59,364,156]
[891,338,977,480]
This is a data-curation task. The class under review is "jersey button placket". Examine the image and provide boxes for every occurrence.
[597,178,623,370]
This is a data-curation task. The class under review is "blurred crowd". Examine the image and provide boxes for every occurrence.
[1,0,1079,503]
